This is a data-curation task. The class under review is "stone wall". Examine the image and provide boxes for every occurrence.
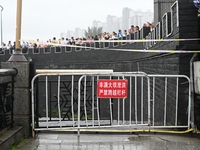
[1,62,31,138]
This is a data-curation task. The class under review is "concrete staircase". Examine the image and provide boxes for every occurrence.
[0,126,24,150]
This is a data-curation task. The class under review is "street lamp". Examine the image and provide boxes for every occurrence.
[0,5,3,47]
[8,0,27,62]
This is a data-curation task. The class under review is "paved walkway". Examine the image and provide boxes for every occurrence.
[15,132,200,150]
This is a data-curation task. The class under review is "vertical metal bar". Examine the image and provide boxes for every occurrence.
[84,75,88,126]
[118,97,120,125]
[45,76,49,129]
[78,76,84,137]
[123,98,125,125]
[123,76,125,125]
[31,77,35,137]
[109,76,113,125]
[175,77,179,126]
[164,77,167,126]
[141,77,143,124]
[92,75,95,126]
[49,81,52,121]
[96,76,100,126]
[35,78,39,128]
[135,76,137,124]
[152,77,155,126]
[71,75,74,127]
[188,78,191,129]
[118,76,120,125]
[176,1,179,27]
[57,75,62,128]
[147,76,151,127]
[129,77,132,125]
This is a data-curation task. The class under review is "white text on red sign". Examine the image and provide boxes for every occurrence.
[97,80,128,98]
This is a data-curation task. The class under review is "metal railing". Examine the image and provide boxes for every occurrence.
[0,69,17,132]
[31,70,192,137]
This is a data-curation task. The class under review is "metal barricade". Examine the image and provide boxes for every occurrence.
[31,71,191,137]
[77,72,151,136]
[31,69,113,137]
[148,74,191,130]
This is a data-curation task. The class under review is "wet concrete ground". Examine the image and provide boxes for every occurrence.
[15,132,200,150]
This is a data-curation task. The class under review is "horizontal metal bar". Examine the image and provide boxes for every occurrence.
[34,125,189,131]
[0,69,18,76]
[150,126,188,128]
[36,69,113,74]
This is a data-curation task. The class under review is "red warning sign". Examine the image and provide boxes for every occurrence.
[97,79,128,98]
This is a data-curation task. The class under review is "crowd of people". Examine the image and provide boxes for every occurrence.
[1,1,199,51]
[1,23,154,51]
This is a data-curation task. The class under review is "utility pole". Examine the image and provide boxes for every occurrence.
[8,0,27,62]
[0,5,3,47]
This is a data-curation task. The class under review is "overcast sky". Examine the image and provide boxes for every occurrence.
[0,0,153,44]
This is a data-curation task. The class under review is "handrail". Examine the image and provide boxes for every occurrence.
[0,68,17,132]
[0,69,18,76]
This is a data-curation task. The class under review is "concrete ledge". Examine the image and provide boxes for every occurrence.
[0,126,24,150]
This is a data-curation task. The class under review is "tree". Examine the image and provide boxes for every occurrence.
[84,27,103,38]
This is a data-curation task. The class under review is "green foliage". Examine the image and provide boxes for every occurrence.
[74,114,78,119]
[84,26,103,37]
[52,109,59,115]
[43,109,61,115]
[86,114,92,119]
[9,138,24,150]
[167,123,173,126]
[9,145,16,150]
[72,114,92,119]
[43,109,49,113]
[18,121,23,126]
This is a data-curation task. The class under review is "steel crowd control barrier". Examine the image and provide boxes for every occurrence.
[31,71,192,137]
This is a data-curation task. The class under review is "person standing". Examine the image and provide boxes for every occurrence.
[7,41,12,50]
[117,29,123,38]
[193,0,200,17]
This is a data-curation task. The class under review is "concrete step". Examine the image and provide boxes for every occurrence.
[0,126,24,150]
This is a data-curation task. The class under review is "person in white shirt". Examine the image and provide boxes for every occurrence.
[7,41,12,49]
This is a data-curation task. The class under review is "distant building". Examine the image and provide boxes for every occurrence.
[128,9,153,29]
[74,28,84,38]
[60,32,66,39]
[66,31,74,39]
[105,15,121,33]
[63,7,154,38]
[122,7,131,31]
[92,20,103,29]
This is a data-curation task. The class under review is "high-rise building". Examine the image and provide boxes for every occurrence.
[74,28,84,38]
[60,32,66,39]
[63,7,154,38]
[92,20,103,29]
[66,31,74,39]
[129,9,153,29]
[122,7,130,31]
[106,15,120,33]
